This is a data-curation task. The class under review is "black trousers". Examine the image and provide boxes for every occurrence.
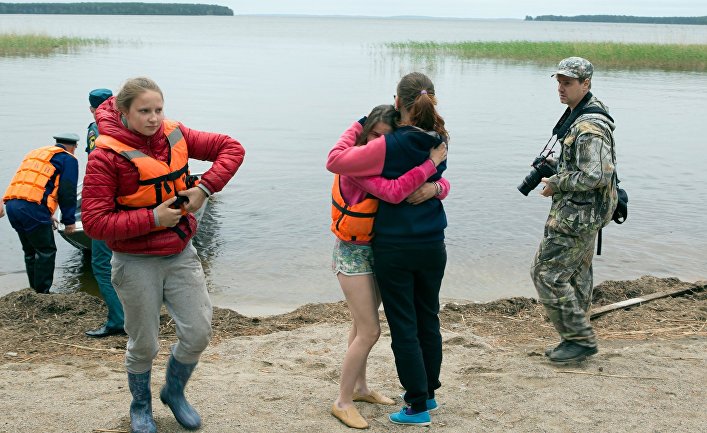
[373,240,446,413]
[17,224,56,294]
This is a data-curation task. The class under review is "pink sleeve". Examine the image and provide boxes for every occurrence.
[349,160,438,204]
[437,177,451,200]
[326,122,386,177]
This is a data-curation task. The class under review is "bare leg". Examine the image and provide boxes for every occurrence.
[334,273,381,410]
[353,280,382,394]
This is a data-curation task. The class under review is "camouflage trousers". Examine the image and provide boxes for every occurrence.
[531,229,597,347]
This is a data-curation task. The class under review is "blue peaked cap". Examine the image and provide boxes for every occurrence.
[89,88,113,108]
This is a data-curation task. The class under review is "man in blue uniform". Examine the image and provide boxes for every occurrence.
[84,88,126,337]
[3,133,80,294]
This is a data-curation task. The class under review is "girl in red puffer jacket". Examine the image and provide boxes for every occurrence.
[82,77,244,433]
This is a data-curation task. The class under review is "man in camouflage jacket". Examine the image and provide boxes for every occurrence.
[531,57,618,363]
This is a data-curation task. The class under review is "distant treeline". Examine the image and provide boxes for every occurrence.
[0,2,234,15]
[525,15,707,25]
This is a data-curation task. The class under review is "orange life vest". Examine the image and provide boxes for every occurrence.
[3,145,75,214]
[331,174,378,242]
[95,120,192,233]
[96,119,190,209]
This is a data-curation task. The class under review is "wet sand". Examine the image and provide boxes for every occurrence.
[0,276,705,432]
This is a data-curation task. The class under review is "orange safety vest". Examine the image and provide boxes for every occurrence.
[3,145,75,214]
[96,120,190,209]
[95,120,193,233]
[331,174,378,242]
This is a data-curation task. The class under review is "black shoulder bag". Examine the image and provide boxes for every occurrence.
[612,176,628,224]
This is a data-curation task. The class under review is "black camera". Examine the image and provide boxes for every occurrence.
[517,156,557,196]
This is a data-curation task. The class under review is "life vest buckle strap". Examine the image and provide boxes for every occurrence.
[155,182,162,204]
[116,203,158,211]
[136,164,189,185]
[169,226,187,239]
[168,216,189,239]
[332,197,377,218]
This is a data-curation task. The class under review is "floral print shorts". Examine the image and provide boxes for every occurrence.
[331,239,374,276]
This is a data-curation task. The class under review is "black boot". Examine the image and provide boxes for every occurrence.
[23,251,36,291]
[544,340,567,357]
[127,371,157,433]
[549,341,598,363]
[22,225,56,293]
[160,354,201,430]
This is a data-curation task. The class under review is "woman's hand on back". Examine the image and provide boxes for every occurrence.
[406,183,437,205]
[429,142,447,167]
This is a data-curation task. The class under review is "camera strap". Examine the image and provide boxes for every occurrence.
[552,92,593,139]
[551,92,614,142]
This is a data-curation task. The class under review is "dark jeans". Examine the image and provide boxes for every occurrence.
[17,224,56,293]
[373,240,446,413]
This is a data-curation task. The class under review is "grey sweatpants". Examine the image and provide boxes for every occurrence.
[111,243,213,373]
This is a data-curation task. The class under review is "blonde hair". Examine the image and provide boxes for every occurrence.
[115,77,163,113]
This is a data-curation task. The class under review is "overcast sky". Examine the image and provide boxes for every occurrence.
[7,0,707,19]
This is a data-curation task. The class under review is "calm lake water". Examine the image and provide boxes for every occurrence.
[1,15,706,315]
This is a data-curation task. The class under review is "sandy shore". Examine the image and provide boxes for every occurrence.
[0,276,705,433]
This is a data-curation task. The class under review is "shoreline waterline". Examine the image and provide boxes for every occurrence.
[2,274,704,318]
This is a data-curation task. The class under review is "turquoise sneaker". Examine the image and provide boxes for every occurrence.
[389,407,431,426]
[399,393,439,411]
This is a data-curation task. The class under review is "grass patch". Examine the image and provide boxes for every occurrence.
[386,41,707,72]
[0,33,108,57]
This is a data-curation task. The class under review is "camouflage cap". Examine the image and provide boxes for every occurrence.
[552,57,593,81]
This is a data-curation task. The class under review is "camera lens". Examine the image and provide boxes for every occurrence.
[517,168,541,196]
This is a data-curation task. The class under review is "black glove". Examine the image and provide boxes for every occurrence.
[357,116,367,126]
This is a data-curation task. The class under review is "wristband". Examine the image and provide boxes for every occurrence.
[197,183,212,198]
[153,209,160,227]
[434,181,442,197]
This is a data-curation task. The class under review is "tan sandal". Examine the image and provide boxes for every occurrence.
[352,390,395,405]
[331,403,369,429]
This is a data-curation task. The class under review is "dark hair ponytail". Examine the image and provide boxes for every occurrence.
[397,72,448,139]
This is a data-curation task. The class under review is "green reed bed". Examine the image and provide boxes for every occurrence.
[386,41,707,72]
[0,33,108,57]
